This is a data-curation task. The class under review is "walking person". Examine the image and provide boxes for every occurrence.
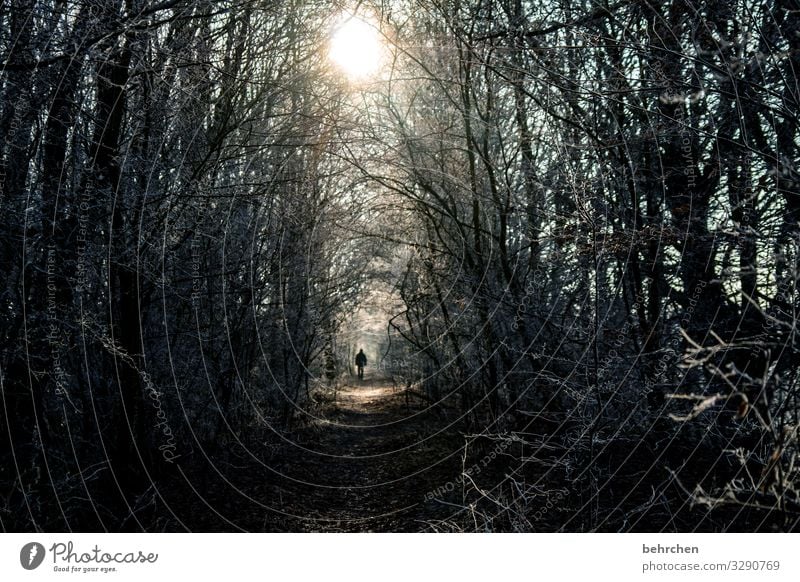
[355,348,367,380]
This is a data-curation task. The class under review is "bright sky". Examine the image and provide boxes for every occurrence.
[329,12,385,80]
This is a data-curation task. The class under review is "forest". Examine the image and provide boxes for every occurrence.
[1,0,799,532]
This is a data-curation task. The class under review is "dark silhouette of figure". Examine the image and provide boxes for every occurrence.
[355,349,367,380]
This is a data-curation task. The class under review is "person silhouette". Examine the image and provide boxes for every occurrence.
[355,349,367,380]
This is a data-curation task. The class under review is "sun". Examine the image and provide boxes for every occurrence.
[329,13,384,80]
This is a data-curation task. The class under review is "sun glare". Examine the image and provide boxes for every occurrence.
[329,13,384,80]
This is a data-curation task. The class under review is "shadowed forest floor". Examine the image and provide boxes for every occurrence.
[268,377,463,531]
[174,376,470,531]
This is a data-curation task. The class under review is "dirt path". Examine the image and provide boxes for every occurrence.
[266,377,463,531]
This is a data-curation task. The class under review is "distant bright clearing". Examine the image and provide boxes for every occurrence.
[329,13,384,80]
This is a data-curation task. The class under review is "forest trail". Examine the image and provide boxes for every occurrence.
[266,376,463,531]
